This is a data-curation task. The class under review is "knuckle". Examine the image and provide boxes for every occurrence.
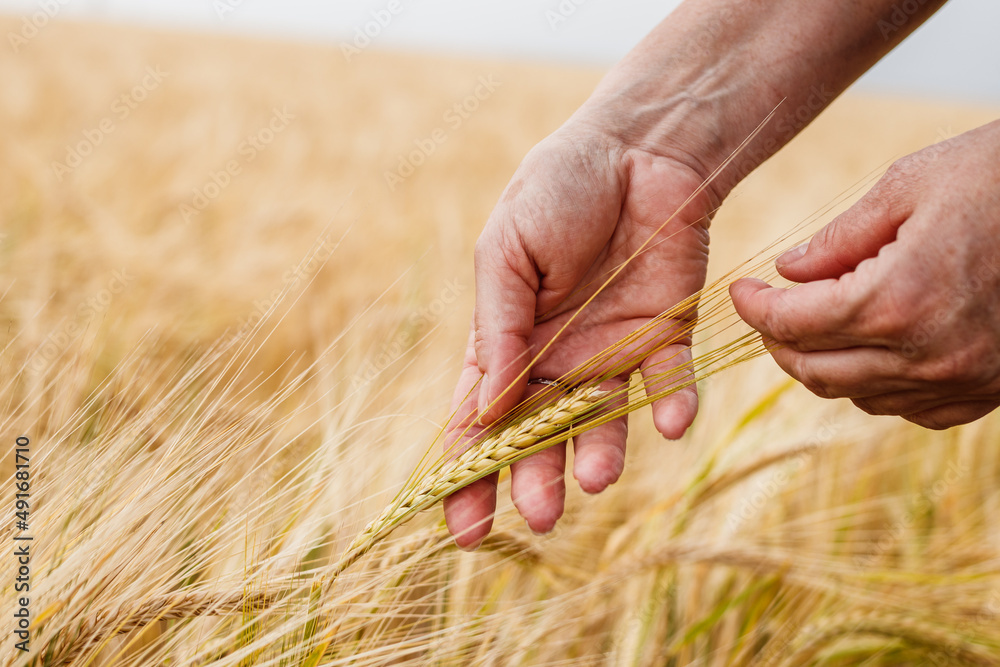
[805,382,833,400]
[811,220,841,253]
[868,298,909,339]
[951,347,989,386]
[473,233,493,267]
[762,295,796,345]
[853,279,909,340]
[854,394,908,417]
[791,357,831,399]
[884,155,917,184]
[958,339,998,385]
[472,322,488,367]
[914,346,986,387]
[853,395,919,417]
[473,323,487,347]
[832,281,869,331]
[852,398,880,416]
[904,411,952,431]
[911,358,949,384]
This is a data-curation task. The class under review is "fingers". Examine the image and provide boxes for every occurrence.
[851,390,998,423]
[572,379,629,494]
[508,382,574,534]
[765,345,915,399]
[508,379,635,532]
[730,277,883,351]
[640,342,698,440]
[444,476,498,550]
[776,172,909,283]
[443,330,499,550]
[851,391,956,417]
[473,231,538,425]
[904,400,1000,430]
[510,442,567,534]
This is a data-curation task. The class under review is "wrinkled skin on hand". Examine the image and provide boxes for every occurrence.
[732,120,1000,430]
[444,126,718,548]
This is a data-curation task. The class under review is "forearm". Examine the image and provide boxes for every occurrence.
[573,0,947,199]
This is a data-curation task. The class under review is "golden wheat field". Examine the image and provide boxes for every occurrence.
[2,16,1000,666]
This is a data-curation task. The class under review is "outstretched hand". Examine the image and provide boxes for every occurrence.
[732,121,1000,429]
[444,125,718,548]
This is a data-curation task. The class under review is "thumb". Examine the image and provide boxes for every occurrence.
[473,235,538,425]
[776,172,912,283]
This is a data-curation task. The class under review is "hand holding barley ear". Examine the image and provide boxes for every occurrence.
[442,128,718,549]
[441,0,960,547]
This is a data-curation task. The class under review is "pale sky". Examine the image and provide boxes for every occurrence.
[4,0,999,103]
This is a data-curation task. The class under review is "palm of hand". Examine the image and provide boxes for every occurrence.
[522,146,713,384]
[445,131,716,546]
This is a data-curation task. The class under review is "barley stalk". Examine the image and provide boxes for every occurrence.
[377,529,542,571]
[776,612,996,667]
[332,386,608,577]
[43,590,278,665]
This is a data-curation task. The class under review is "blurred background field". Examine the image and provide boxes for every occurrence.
[2,13,1000,667]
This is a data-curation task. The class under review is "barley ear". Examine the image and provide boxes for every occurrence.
[331,386,609,577]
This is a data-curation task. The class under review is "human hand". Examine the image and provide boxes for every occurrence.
[440,0,956,549]
[731,120,1000,429]
[443,123,719,548]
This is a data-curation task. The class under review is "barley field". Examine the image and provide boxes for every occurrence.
[2,17,1000,666]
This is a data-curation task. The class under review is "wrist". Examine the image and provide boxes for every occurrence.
[567,7,782,203]
[570,63,761,205]
[563,0,946,203]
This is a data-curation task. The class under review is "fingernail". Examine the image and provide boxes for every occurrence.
[477,373,490,423]
[456,538,483,552]
[777,242,808,268]
[528,522,551,536]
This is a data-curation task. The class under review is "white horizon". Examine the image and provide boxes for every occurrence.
[2,0,998,104]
